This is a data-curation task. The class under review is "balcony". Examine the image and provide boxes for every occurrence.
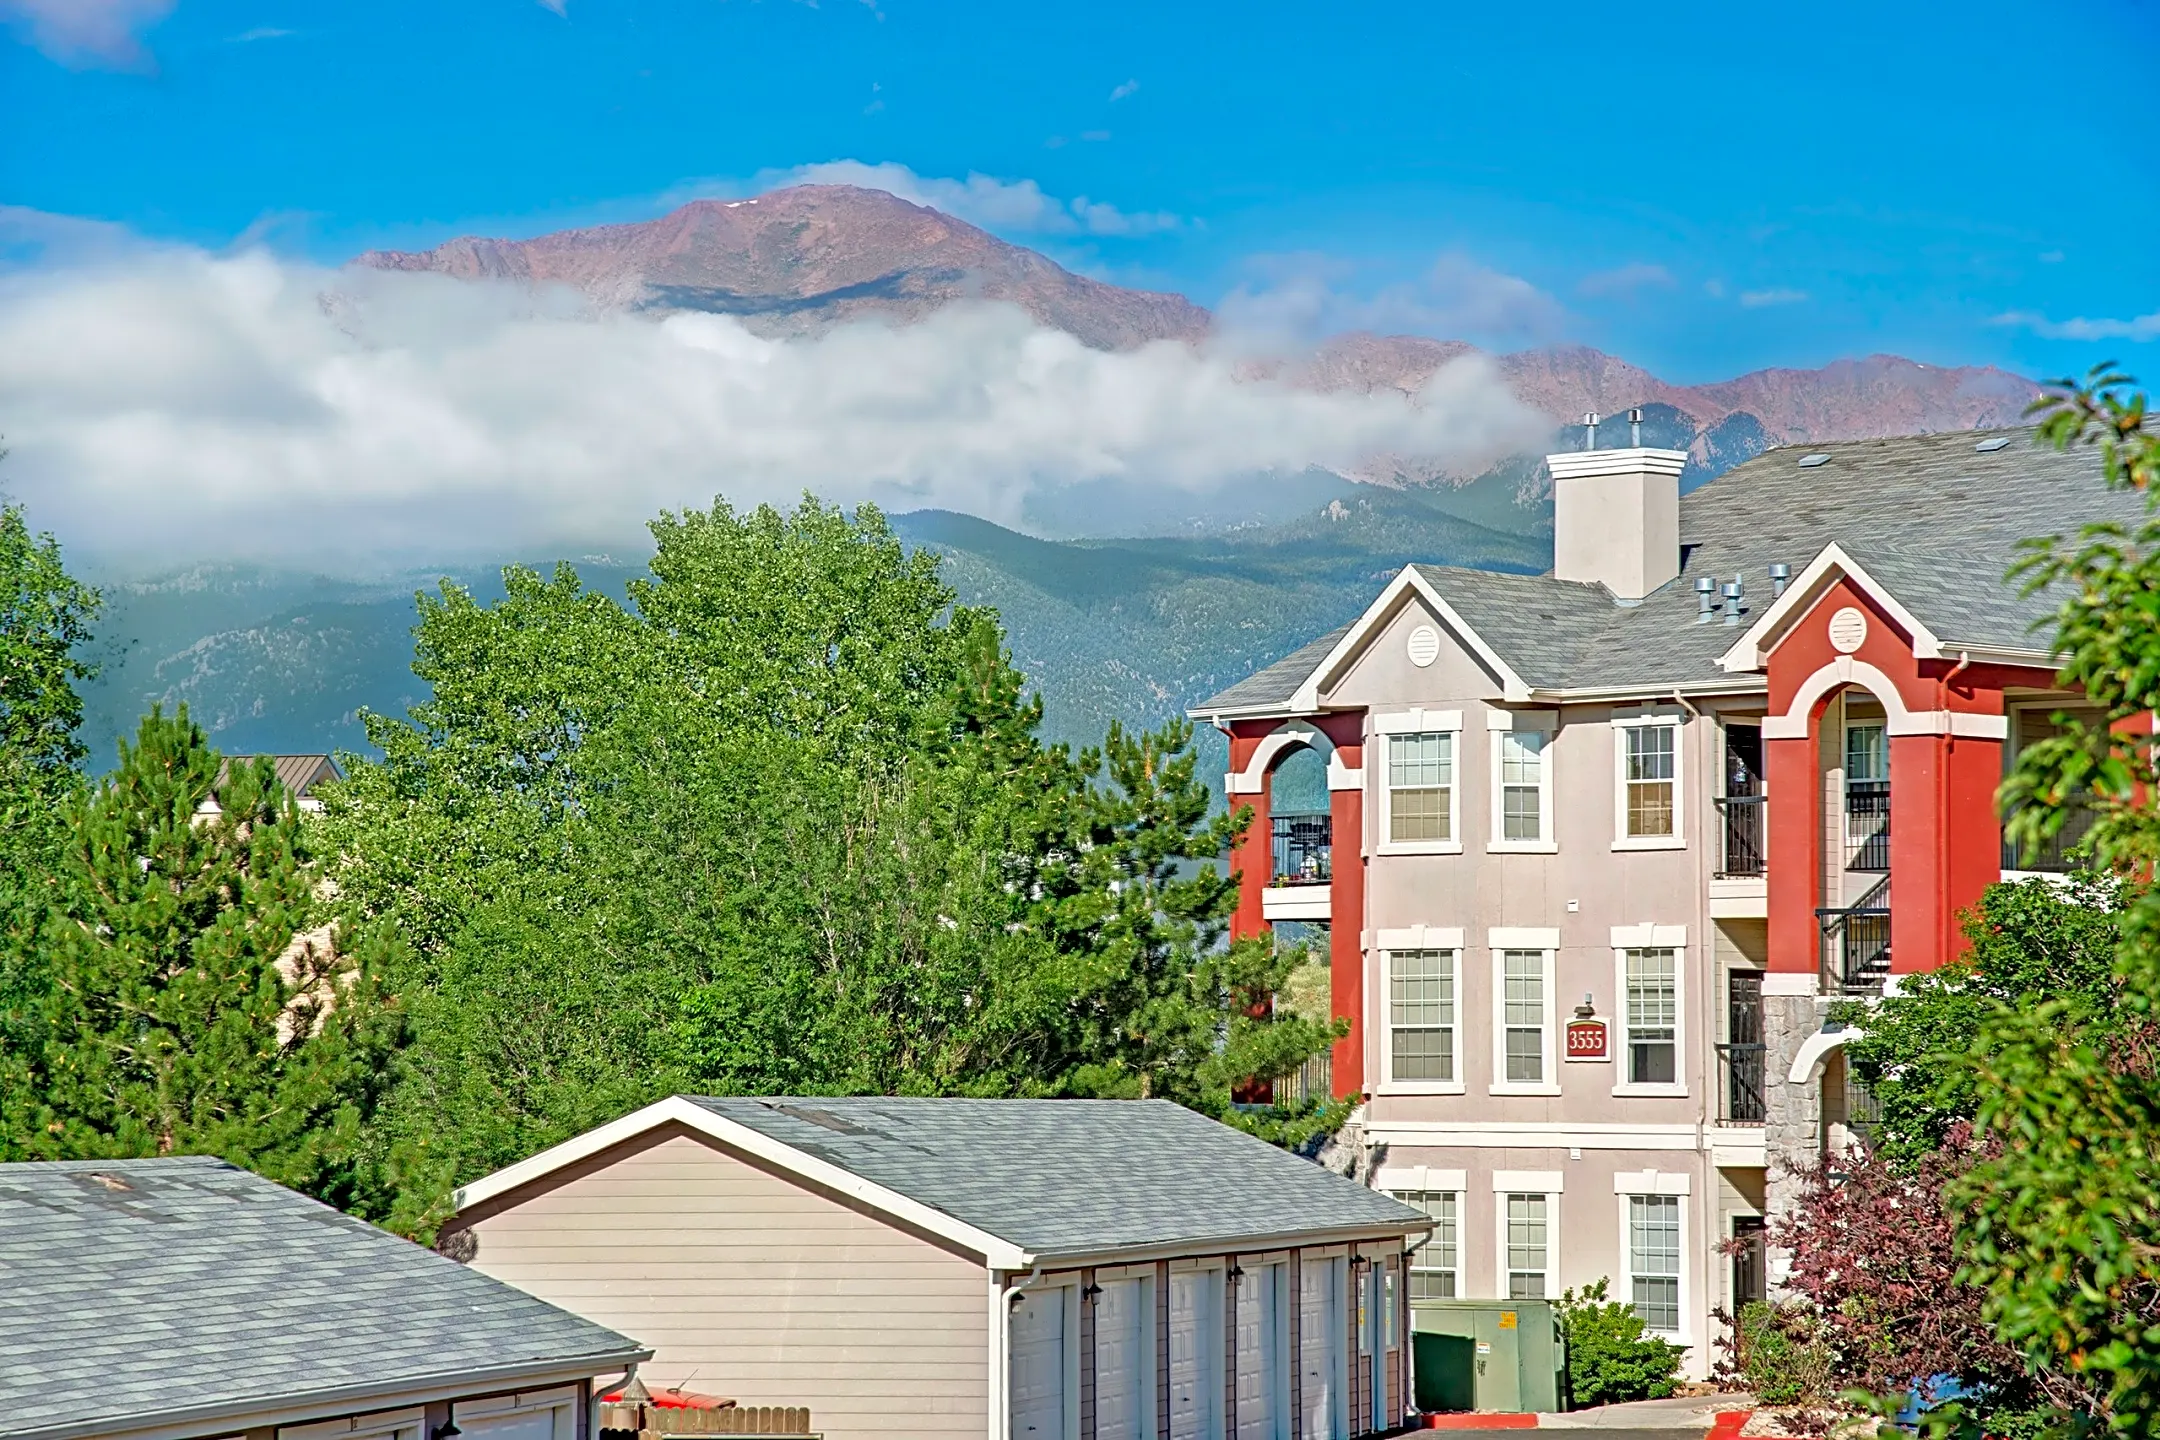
[1819,875,1891,995]
[1845,780,1890,872]
[1271,812,1332,885]
[1264,813,1332,922]
[1715,795,1766,877]
[2002,804,2099,874]
[1716,1042,1768,1123]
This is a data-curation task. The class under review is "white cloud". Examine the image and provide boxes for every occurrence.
[534,0,567,14]
[1577,262,1675,299]
[1217,252,1569,351]
[735,161,1183,237]
[1109,78,1140,101]
[0,234,1547,568]
[1738,287,1809,308]
[1992,308,2160,342]
[230,25,293,41]
[0,0,174,67]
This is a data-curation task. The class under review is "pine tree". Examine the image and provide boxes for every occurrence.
[2,707,397,1204]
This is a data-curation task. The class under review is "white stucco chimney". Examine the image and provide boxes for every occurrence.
[1546,446,1689,600]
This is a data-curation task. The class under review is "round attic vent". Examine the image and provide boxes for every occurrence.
[1828,607,1868,654]
[1407,624,1441,667]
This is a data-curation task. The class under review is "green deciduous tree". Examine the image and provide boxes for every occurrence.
[328,498,1341,1235]
[1840,874,2126,1168]
[1938,368,2160,1435]
[0,707,399,1208]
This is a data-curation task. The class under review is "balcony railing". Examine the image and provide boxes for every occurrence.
[1717,1042,1767,1123]
[1845,780,1890,872]
[1271,812,1332,885]
[1280,1049,1334,1107]
[1819,875,1892,995]
[2002,804,2100,873]
[1715,795,1766,877]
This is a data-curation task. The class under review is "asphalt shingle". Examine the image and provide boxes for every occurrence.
[0,1157,645,1440]
[1196,428,2136,708]
[684,1096,1428,1261]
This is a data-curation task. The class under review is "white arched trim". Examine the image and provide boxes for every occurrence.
[1759,656,2009,741]
[1226,719,1349,796]
[1787,1026,1862,1086]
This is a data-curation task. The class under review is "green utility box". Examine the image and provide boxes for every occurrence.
[1410,1301,1562,1414]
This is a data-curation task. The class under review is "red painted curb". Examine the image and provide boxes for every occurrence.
[1418,1415,1539,1429]
[1707,1411,1753,1440]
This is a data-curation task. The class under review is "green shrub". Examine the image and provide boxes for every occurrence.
[1555,1279,1687,1408]
[1730,1300,1832,1405]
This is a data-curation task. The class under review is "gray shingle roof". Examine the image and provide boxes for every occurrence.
[1201,428,2135,707]
[0,1157,646,1440]
[1190,624,1353,715]
[684,1096,1427,1261]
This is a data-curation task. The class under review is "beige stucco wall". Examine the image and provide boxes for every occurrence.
[446,1125,989,1440]
[1317,592,1765,1374]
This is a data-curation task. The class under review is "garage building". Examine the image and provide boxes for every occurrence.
[444,1096,1431,1440]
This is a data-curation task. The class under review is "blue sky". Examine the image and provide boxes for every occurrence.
[5,0,2156,386]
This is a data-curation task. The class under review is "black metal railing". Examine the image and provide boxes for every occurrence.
[2002,805,2100,874]
[1819,875,1892,995]
[1271,812,1332,885]
[1716,795,1767,876]
[1717,1042,1768,1123]
[1845,780,1890,871]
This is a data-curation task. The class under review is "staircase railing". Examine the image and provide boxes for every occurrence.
[1818,875,1891,995]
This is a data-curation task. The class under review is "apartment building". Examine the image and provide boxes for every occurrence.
[1192,424,2128,1368]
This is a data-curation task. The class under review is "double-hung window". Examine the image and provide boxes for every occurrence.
[1505,1194,1551,1299]
[1617,718,1680,843]
[1388,732,1454,843]
[1624,948,1679,1085]
[1397,1191,1459,1300]
[1388,948,1458,1084]
[1500,949,1548,1086]
[1627,1195,1683,1333]
[1497,731,1547,843]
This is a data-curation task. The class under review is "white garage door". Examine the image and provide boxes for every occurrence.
[1168,1269,1221,1440]
[1010,1287,1069,1440]
[1300,1257,1345,1440]
[1094,1277,1150,1440]
[1234,1262,1286,1440]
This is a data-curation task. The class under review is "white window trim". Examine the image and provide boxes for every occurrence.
[1489,933,1560,1095]
[1492,1179,1563,1303]
[1487,712,1558,853]
[1612,711,1686,851]
[1379,941,1466,1095]
[1376,711,1465,855]
[1613,1181,1693,1345]
[1400,1187,1463,1301]
[1611,927,1690,1098]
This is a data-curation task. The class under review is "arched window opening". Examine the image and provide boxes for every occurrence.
[1269,743,1331,887]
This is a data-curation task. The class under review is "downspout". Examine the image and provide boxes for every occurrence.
[1673,688,1715,1307]
[991,1264,1048,1440]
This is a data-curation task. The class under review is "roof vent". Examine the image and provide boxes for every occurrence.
[1769,561,1791,598]
[1976,436,2012,453]
[1695,576,1716,624]
[1798,453,1831,468]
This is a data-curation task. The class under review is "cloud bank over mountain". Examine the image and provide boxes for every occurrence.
[0,233,1547,569]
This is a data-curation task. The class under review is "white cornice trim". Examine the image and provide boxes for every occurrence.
[1718,543,1944,673]
[453,1096,1034,1269]
[1296,566,1533,711]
